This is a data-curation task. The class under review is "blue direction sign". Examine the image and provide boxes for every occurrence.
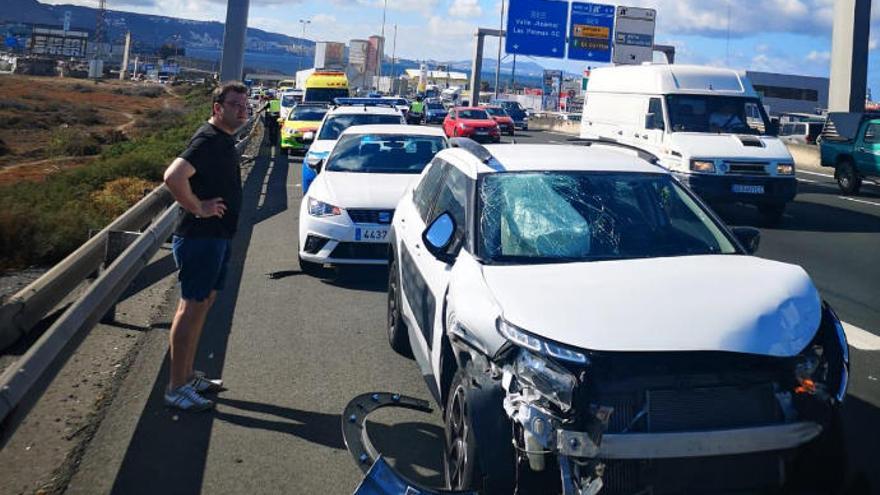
[505,0,568,59]
[568,2,615,62]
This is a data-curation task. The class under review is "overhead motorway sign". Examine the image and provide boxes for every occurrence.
[613,5,656,65]
[505,0,569,59]
[568,2,615,62]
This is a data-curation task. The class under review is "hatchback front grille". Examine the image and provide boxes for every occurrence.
[347,209,394,224]
[329,242,389,260]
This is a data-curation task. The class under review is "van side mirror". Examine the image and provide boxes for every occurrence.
[767,121,779,137]
[731,226,761,254]
[645,113,664,131]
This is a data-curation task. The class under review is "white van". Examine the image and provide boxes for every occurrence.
[580,64,796,222]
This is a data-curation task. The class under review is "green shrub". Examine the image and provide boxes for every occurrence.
[49,127,101,156]
[0,92,211,270]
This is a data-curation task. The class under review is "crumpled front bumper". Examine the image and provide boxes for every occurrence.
[557,421,823,459]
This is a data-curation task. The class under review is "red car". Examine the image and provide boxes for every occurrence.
[442,106,501,143]
[483,106,515,136]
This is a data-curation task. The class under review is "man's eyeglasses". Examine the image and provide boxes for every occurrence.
[221,101,248,111]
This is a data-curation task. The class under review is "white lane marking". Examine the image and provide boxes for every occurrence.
[798,169,834,178]
[837,196,880,208]
[797,178,818,184]
[843,322,880,351]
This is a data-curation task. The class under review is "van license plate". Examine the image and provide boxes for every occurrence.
[355,228,388,242]
[732,184,764,194]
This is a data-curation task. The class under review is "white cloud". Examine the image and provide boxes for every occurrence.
[805,50,830,62]
[449,0,482,18]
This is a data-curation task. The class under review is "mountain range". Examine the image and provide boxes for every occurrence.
[1,0,554,81]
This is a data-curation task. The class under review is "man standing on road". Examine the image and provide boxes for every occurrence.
[161,82,248,411]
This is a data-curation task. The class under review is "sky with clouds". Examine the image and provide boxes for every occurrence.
[43,0,880,95]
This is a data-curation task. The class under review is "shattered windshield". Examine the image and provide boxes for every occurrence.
[325,134,447,174]
[478,172,737,263]
[665,95,771,135]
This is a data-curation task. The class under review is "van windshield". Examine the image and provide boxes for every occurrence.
[305,87,350,103]
[665,95,771,135]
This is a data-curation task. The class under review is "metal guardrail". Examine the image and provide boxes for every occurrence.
[0,108,263,425]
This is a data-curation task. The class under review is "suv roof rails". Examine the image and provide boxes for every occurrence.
[448,137,505,171]
[449,137,493,163]
[566,137,660,164]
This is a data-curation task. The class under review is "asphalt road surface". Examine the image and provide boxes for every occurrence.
[68,128,879,494]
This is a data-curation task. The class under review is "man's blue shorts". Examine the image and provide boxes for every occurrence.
[171,235,230,301]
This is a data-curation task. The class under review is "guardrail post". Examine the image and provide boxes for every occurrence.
[100,230,140,323]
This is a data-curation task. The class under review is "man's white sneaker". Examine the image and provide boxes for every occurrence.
[190,370,224,393]
[164,384,214,412]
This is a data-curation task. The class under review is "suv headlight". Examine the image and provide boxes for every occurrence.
[308,198,342,217]
[497,318,589,364]
[514,350,577,412]
[690,159,716,173]
[777,162,795,175]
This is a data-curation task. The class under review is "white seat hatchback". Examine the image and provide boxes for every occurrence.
[298,125,447,273]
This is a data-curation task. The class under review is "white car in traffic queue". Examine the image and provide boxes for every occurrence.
[301,102,406,194]
[298,125,448,274]
[385,139,849,494]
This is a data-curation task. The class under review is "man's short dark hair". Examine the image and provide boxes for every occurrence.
[213,81,248,105]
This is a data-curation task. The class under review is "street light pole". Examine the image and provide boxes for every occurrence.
[379,0,387,83]
[298,19,310,72]
[494,0,505,99]
[390,24,397,93]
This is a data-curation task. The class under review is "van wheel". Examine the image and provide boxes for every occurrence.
[758,203,786,226]
[835,160,862,195]
[387,256,413,358]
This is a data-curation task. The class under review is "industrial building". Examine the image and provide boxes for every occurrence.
[402,68,468,89]
[745,70,829,116]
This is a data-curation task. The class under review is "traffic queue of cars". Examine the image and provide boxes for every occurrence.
[285,79,849,494]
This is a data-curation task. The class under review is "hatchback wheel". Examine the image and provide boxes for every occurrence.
[387,256,413,358]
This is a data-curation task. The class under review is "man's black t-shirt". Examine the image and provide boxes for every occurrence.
[175,123,242,239]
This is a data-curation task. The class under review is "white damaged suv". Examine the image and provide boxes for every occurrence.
[386,139,849,494]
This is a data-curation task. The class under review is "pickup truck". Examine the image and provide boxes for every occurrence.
[820,112,880,194]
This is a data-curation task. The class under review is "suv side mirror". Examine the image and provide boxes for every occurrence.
[731,226,760,254]
[422,212,457,262]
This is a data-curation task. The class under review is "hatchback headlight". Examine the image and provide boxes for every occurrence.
[690,159,716,173]
[777,162,795,175]
[497,318,589,364]
[308,198,342,217]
